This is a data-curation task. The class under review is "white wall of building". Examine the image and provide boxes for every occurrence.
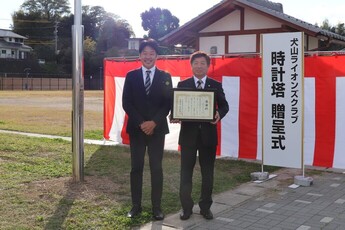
[198,8,283,54]
[200,11,241,32]
[308,36,319,50]
[229,34,257,53]
[244,8,281,30]
[197,6,325,54]
[199,36,225,55]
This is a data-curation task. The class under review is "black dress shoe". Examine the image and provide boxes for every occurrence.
[200,209,213,219]
[180,210,192,220]
[127,206,142,218]
[152,208,165,220]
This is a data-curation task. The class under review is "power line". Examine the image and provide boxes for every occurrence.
[12,26,55,29]
[13,19,52,23]
[25,42,55,45]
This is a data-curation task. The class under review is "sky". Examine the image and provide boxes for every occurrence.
[1,0,345,38]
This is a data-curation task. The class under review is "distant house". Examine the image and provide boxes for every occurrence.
[127,38,144,51]
[0,29,32,59]
[159,0,345,54]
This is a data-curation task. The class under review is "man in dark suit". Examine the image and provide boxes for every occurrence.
[122,39,172,220]
[175,51,229,220]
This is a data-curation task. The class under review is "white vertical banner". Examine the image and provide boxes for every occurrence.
[262,32,304,168]
[221,76,240,158]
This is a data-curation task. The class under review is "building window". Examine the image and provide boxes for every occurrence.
[210,46,217,54]
[1,50,6,54]
[129,41,136,50]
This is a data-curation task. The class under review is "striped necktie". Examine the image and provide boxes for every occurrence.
[145,70,151,95]
[196,79,203,89]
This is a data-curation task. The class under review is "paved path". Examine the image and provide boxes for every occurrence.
[140,168,345,230]
[0,129,117,146]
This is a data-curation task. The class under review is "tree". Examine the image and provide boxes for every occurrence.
[141,7,179,40]
[12,10,56,61]
[56,6,109,50]
[12,2,135,74]
[335,23,345,37]
[82,5,108,41]
[97,17,133,54]
[56,7,133,74]
[318,19,345,50]
[12,0,71,64]
[83,36,97,75]
[20,0,70,21]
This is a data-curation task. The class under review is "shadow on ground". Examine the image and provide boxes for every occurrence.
[44,144,132,229]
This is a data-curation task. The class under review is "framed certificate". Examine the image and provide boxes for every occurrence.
[171,88,216,122]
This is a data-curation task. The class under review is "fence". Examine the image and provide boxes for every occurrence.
[0,73,72,90]
[0,73,103,90]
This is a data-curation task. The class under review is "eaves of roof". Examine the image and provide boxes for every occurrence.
[159,0,345,45]
[0,29,27,40]
[0,40,32,50]
[235,0,345,42]
[159,0,236,45]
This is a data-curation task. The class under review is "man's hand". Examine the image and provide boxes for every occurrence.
[211,111,220,124]
[169,113,180,124]
[140,121,156,135]
[170,119,181,124]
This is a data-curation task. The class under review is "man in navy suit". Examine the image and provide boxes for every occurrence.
[174,51,229,220]
[122,39,172,220]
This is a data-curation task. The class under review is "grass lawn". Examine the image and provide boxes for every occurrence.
[0,91,278,229]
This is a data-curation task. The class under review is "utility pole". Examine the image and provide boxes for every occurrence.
[54,21,59,55]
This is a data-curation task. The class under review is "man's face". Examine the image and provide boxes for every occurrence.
[139,46,157,69]
[191,56,209,79]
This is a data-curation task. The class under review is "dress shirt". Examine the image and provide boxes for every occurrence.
[193,76,207,89]
[142,66,156,85]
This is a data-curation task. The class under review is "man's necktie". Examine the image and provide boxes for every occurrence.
[197,79,203,89]
[145,70,151,95]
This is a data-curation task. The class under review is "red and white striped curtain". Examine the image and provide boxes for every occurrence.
[103,55,345,169]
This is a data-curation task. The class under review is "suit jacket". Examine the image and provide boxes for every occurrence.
[122,67,172,135]
[177,77,229,147]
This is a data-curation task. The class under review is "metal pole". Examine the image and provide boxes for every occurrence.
[72,0,84,182]
[99,67,103,90]
[26,72,28,90]
[24,68,31,90]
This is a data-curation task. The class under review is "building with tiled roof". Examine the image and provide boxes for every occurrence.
[159,0,345,54]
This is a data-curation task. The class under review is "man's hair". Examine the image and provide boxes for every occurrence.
[139,38,159,54]
[190,51,211,66]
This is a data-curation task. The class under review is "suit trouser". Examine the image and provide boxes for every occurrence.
[179,132,217,212]
[129,132,165,209]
